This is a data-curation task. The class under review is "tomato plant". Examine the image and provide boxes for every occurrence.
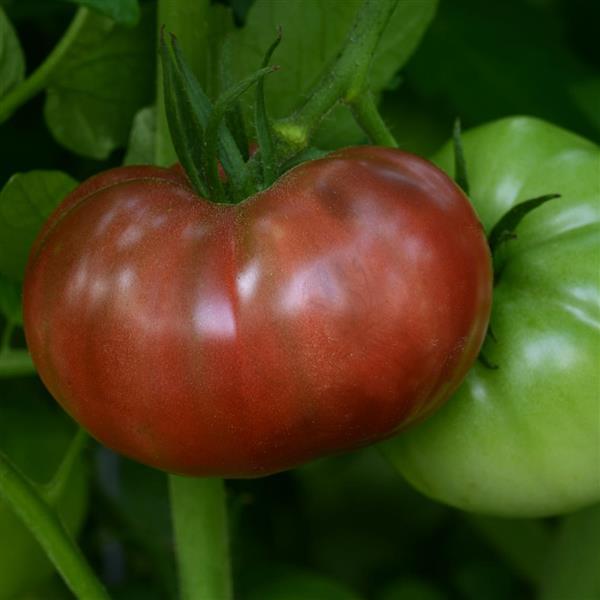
[383,116,600,518]
[0,0,598,598]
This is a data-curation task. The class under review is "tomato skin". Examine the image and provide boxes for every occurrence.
[23,147,492,477]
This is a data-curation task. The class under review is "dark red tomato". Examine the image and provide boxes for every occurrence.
[23,147,492,477]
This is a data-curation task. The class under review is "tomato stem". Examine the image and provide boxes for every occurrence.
[0,349,36,378]
[0,322,14,353]
[272,0,399,157]
[0,450,110,600]
[0,8,91,124]
[43,428,88,506]
[350,93,398,147]
[169,477,232,600]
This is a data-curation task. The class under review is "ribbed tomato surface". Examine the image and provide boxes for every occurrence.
[24,147,492,477]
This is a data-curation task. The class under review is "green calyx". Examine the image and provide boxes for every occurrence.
[452,120,561,265]
[160,31,276,203]
[159,0,400,204]
[255,27,283,188]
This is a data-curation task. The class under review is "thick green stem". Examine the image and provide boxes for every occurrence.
[0,349,36,378]
[0,451,109,600]
[44,428,88,505]
[0,322,14,353]
[169,477,232,600]
[272,0,398,153]
[0,8,90,124]
[156,2,233,598]
[350,93,397,147]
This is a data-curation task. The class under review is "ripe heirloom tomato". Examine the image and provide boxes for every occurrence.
[23,147,492,477]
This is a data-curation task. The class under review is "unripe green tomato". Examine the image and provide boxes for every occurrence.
[0,391,89,600]
[383,117,600,517]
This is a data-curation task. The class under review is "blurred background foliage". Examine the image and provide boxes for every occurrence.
[0,0,598,598]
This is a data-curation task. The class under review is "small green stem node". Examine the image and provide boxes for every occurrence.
[272,0,398,158]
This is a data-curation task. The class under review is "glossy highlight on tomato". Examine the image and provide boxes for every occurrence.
[23,147,492,477]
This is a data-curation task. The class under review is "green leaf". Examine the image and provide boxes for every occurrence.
[0,7,25,99]
[124,105,156,165]
[44,6,155,159]
[232,0,437,148]
[62,0,140,26]
[0,170,77,281]
[0,273,22,325]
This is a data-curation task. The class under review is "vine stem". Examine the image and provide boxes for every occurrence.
[0,449,110,600]
[1,321,14,352]
[169,478,232,600]
[0,8,90,124]
[44,428,89,505]
[0,349,36,378]
[156,1,233,598]
[272,0,398,154]
[351,93,398,147]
